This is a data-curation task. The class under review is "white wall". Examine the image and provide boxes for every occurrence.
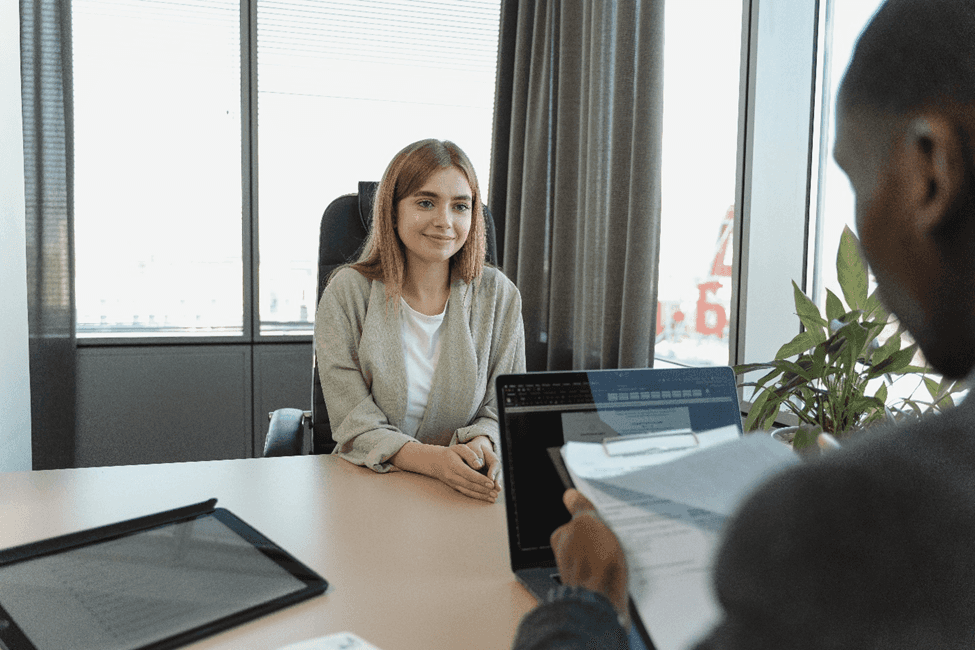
[1,0,33,472]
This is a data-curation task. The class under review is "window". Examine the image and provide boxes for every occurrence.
[734,0,821,370]
[655,1,742,367]
[808,0,885,308]
[73,0,243,336]
[256,1,501,334]
[72,0,501,339]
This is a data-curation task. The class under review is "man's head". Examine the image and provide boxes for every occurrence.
[834,0,975,378]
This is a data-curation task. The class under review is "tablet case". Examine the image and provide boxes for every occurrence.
[0,499,328,650]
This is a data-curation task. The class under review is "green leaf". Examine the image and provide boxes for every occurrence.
[777,358,815,383]
[936,393,955,411]
[744,386,775,432]
[775,331,821,360]
[752,388,789,431]
[758,406,782,430]
[864,287,889,322]
[924,376,939,400]
[825,289,845,321]
[935,376,956,401]
[901,365,929,375]
[874,382,888,405]
[900,399,924,418]
[848,394,885,415]
[867,344,918,378]
[751,367,783,393]
[732,362,776,376]
[824,331,848,360]
[863,319,887,344]
[862,409,886,428]
[836,321,869,366]
[792,281,828,333]
[809,342,828,378]
[872,333,902,367]
[837,225,868,311]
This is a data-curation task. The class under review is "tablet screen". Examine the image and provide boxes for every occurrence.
[0,512,314,650]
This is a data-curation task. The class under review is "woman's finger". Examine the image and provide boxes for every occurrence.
[450,469,496,495]
[444,449,496,492]
[454,484,496,502]
[482,446,501,484]
[444,471,497,501]
[452,442,484,470]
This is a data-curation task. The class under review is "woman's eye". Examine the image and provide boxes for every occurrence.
[418,199,434,209]
[454,203,471,213]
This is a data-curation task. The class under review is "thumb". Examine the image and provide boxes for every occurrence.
[563,488,595,515]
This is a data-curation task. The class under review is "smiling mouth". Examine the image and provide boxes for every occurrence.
[425,234,454,242]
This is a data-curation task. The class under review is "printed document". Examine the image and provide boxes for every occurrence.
[562,430,797,650]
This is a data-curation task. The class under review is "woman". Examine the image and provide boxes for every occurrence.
[315,139,526,503]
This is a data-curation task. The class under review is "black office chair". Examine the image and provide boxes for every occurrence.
[263,181,499,457]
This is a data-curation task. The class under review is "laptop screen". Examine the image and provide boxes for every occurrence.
[497,366,742,571]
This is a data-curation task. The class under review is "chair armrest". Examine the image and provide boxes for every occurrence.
[264,408,309,457]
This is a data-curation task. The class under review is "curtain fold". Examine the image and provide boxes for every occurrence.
[489,0,664,371]
[21,0,77,470]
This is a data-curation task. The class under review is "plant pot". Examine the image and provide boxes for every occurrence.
[770,426,820,458]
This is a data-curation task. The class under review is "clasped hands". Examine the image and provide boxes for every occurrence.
[392,435,501,503]
[434,435,501,502]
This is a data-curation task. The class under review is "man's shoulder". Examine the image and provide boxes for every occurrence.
[758,404,975,504]
[721,402,975,565]
[845,398,975,469]
[713,403,975,643]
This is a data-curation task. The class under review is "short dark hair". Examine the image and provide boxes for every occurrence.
[840,0,975,114]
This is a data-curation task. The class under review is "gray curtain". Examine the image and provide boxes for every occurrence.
[489,0,664,372]
[21,0,76,470]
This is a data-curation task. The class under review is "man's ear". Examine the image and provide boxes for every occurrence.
[902,115,966,236]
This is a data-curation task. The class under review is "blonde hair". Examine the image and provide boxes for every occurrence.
[352,139,486,302]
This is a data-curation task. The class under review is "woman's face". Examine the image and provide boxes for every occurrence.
[396,166,473,271]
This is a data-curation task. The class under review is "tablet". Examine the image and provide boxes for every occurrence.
[0,499,328,650]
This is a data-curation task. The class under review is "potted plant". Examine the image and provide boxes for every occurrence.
[733,226,964,451]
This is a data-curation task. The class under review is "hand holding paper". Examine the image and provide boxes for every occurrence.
[550,489,630,626]
[559,429,798,650]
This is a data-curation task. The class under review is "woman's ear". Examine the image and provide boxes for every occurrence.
[903,114,967,237]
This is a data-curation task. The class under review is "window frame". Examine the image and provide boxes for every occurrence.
[731,0,822,368]
[75,0,259,347]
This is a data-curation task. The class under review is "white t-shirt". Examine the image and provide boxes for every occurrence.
[399,298,446,438]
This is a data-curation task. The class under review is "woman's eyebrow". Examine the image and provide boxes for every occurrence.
[413,190,473,202]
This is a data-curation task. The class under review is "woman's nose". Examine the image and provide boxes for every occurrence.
[433,205,451,226]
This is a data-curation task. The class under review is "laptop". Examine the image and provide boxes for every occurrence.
[496,366,744,650]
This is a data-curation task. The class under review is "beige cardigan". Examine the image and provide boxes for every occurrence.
[315,266,526,472]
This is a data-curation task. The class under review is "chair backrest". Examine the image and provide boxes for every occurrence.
[312,181,499,454]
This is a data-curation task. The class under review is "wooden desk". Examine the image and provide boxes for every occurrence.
[0,456,537,650]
